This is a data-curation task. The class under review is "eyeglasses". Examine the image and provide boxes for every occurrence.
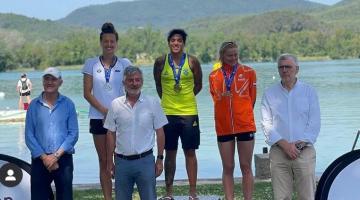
[278,65,297,69]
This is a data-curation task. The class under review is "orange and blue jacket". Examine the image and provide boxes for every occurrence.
[209,63,257,136]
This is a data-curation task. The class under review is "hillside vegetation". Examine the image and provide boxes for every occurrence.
[58,0,324,29]
[312,0,360,31]
[0,0,359,72]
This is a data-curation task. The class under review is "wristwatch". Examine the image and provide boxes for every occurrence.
[157,155,164,160]
[54,152,61,160]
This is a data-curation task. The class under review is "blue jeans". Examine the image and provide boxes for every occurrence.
[115,154,156,200]
[31,154,73,200]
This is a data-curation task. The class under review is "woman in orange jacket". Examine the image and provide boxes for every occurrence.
[209,41,257,200]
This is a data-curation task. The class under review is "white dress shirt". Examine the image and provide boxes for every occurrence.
[261,80,321,146]
[104,93,168,155]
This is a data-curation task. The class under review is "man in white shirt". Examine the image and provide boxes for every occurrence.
[104,66,168,200]
[261,54,321,200]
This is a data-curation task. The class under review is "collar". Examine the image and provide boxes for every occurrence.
[280,78,299,91]
[124,92,144,104]
[38,92,64,105]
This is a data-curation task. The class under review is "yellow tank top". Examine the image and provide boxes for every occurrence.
[161,53,198,115]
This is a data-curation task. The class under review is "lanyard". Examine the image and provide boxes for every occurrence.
[168,53,186,85]
[100,56,117,83]
[221,64,238,92]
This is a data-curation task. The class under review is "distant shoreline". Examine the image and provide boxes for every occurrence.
[8,56,343,73]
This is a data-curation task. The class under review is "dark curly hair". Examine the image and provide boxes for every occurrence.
[167,29,187,44]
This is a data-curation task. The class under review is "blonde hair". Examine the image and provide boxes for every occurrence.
[219,41,238,63]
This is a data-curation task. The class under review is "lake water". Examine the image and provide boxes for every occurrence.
[1,60,360,184]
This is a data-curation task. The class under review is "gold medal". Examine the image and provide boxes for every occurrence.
[174,83,182,93]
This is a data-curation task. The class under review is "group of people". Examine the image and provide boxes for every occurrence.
[24,22,321,200]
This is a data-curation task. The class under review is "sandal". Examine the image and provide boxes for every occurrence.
[158,196,174,200]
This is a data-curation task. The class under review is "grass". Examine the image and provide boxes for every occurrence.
[73,181,274,200]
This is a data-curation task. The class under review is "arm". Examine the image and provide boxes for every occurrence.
[83,74,108,115]
[153,56,165,98]
[208,72,217,101]
[261,93,282,146]
[103,103,117,177]
[261,94,299,159]
[303,87,321,144]
[155,127,165,177]
[189,55,203,95]
[25,103,46,158]
[28,79,32,91]
[16,80,21,92]
[24,103,58,170]
[249,69,257,108]
[106,130,116,177]
[59,100,79,155]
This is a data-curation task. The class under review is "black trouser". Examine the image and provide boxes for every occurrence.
[31,154,73,200]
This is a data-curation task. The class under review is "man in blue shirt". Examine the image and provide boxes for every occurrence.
[25,67,79,200]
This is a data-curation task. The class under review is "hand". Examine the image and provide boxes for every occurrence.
[278,141,300,160]
[41,154,59,171]
[155,159,163,177]
[48,162,59,172]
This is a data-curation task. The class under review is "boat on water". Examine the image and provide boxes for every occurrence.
[0,110,26,123]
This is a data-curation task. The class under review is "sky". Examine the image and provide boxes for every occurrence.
[0,0,343,20]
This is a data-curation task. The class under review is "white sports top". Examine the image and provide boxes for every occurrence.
[82,56,131,119]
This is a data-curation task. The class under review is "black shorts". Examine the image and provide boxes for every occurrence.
[164,115,200,150]
[89,119,108,135]
[20,91,30,96]
[217,132,255,143]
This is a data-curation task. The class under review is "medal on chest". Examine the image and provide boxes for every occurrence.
[221,64,238,97]
[169,53,186,93]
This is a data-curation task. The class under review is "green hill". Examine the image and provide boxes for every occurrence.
[184,10,331,36]
[58,0,325,29]
[0,13,89,41]
[312,0,360,30]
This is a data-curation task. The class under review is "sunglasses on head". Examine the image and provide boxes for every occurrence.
[220,41,236,50]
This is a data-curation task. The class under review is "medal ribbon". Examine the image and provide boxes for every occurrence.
[168,53,186,85]
[221,64,238,92]
[100,56,118,83]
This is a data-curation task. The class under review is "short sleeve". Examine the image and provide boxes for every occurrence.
[82,58,97,76]
[103,101,117,132]
[152,97,168,129]
[119,58,132,68]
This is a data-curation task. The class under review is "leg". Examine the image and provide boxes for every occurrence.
[163,116,181,198]
[136,155,157,200]
[237,140,255,200]
[115,156,135,200]
[270,145,294,200]
[26,95,31,104]
[31,157,53,200]
[18,96,23,110]
[218,140,236,200]
[93,134,113,200]
[53,154,74,200]
[180,115,200,198]
[164,150,177,197]
[293,146,316,200]
[184,149,198,198]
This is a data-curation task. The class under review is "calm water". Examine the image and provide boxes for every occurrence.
[1,60,360,184]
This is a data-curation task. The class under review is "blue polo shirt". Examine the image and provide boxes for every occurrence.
[25,92,79,158]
